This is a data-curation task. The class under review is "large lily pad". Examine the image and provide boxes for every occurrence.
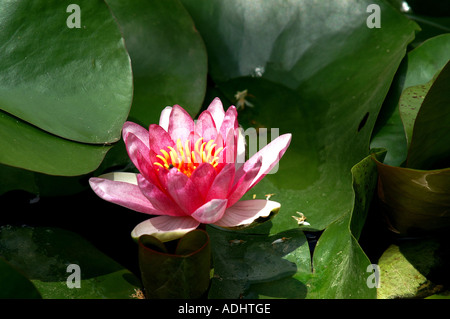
[0,112,111,176]
[0,0,133,179]
[0,225,141,299]
[181,0,418,233]
[105,0,207,126]
[178,0,418,298]
[0,0,132,144]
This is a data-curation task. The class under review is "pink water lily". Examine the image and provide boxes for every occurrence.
[89,98,291,242]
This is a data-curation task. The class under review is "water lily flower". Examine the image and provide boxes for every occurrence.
[89,98,291,242]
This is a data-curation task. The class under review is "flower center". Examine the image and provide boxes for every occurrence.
[153,137,224,177]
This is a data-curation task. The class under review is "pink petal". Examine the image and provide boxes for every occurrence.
[89,173,161,215]
[190,163,217,199]
[227,156,263,207]
[214,199,281,228]
[124,133,158,185]
[166,169,204,215]
[122,121,149,149]
[195,110,218,142]
[137,174,186,217]
[153,159,171,190]
[206,97,225,130]
[206,163,235,201]
[235,133,292,191]
[168,105,195,143]
[219,106,238,143]
[148,124,175,153]
[131,215,200,242]
[159,106,172,132]
[191,199,228,224]
[221,127,238,165]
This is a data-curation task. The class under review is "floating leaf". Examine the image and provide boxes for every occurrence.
[207,226,311,299]
[0,256,41,299]
[0,112,111,176]
[0,0,132,144]
[377,239,445,299]
[0,226,141,299]
[106,0,207,126]
[178,0,418,298]
[0,0,133,179]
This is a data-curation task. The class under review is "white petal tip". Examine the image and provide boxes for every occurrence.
[131,216,199,243]
[214,199,281,230]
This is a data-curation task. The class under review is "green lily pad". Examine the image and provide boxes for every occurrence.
[371,34,450,166]
[377,239,445,299]
[207,151,383,299]
[0,112,111,176]
[406,61,450,170]
[182,0,418,233]
[207,226,311,299]
[106,0,207,126]
[0,0,133,183]
[426,291,450,299]
[398,80,433,148]
[0,0,132,144]
[178,0,418,298]
[0,256,41,299]
[0,225,141,299]
[305,151,383,299]
[0,164,39,195]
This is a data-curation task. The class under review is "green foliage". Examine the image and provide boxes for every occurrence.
[0,226,141,299]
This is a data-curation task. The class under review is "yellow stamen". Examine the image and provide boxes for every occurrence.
[160,149,170,161]
[200,142,206,161]
[153,136,224,177]
[195,137,204,154]
[185,140,191,163]
[154,162,164,169]
[207,143,217,162]
[156,154,169,167]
